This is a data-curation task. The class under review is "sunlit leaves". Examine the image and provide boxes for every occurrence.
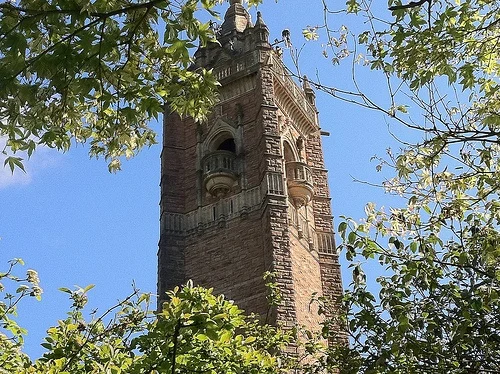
[335,203,500,372]
[0,0,221,172]
[0,261,295,374]
[302,27,319,41]
[0,260,42,373]
[346,0,361,14]
[133,283,290,373]
[311,1,500,371]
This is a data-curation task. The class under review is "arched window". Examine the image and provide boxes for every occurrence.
[216,138,236,153]
[208,131,237,154]
[202,133,239,198]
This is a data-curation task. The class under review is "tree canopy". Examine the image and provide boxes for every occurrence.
[1,0,499,373]
[0,0,226,172]
[300,0,500,372]
[1,261,294,373]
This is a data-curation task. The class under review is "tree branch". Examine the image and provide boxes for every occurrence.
[0,0,168,19]
[389,0,431,11]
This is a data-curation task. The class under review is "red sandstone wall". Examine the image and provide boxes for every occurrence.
[184,210,271,317]
[289,233,324,330]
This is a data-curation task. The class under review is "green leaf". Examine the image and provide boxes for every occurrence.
[3,157,26,173]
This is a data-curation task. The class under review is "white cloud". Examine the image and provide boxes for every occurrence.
[0,137,59,189]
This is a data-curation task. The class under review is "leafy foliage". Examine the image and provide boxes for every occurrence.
[3,0,500,372]
[0,259,41,373]
[334,214,500,373]
[133,283,290,373]
[0,0,223,172]
[301,0,500,372]
[0,260,295,374]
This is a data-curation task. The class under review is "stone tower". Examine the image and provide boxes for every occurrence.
[158,0,342,331]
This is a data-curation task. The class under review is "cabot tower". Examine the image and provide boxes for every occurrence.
[158,0,342,331]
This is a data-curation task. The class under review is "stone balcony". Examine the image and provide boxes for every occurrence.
[286,161,314,207]
[202,151,239,197]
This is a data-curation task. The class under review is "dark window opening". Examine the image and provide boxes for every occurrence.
[217,138,236,153]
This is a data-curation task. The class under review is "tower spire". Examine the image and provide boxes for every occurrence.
[221,0,251,35]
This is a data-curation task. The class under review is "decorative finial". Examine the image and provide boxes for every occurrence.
[255,11,265,26]
[303,75,312,90]
[302,75,316,105]
[254,11,269,44]
[282,29,291,48]
[231,0,243,4]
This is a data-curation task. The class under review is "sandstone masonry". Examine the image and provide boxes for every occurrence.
[158,0,343,336]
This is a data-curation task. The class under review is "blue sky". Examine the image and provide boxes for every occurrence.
[0,0,406,358]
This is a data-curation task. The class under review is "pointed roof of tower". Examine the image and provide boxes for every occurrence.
[220,0,252,35]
